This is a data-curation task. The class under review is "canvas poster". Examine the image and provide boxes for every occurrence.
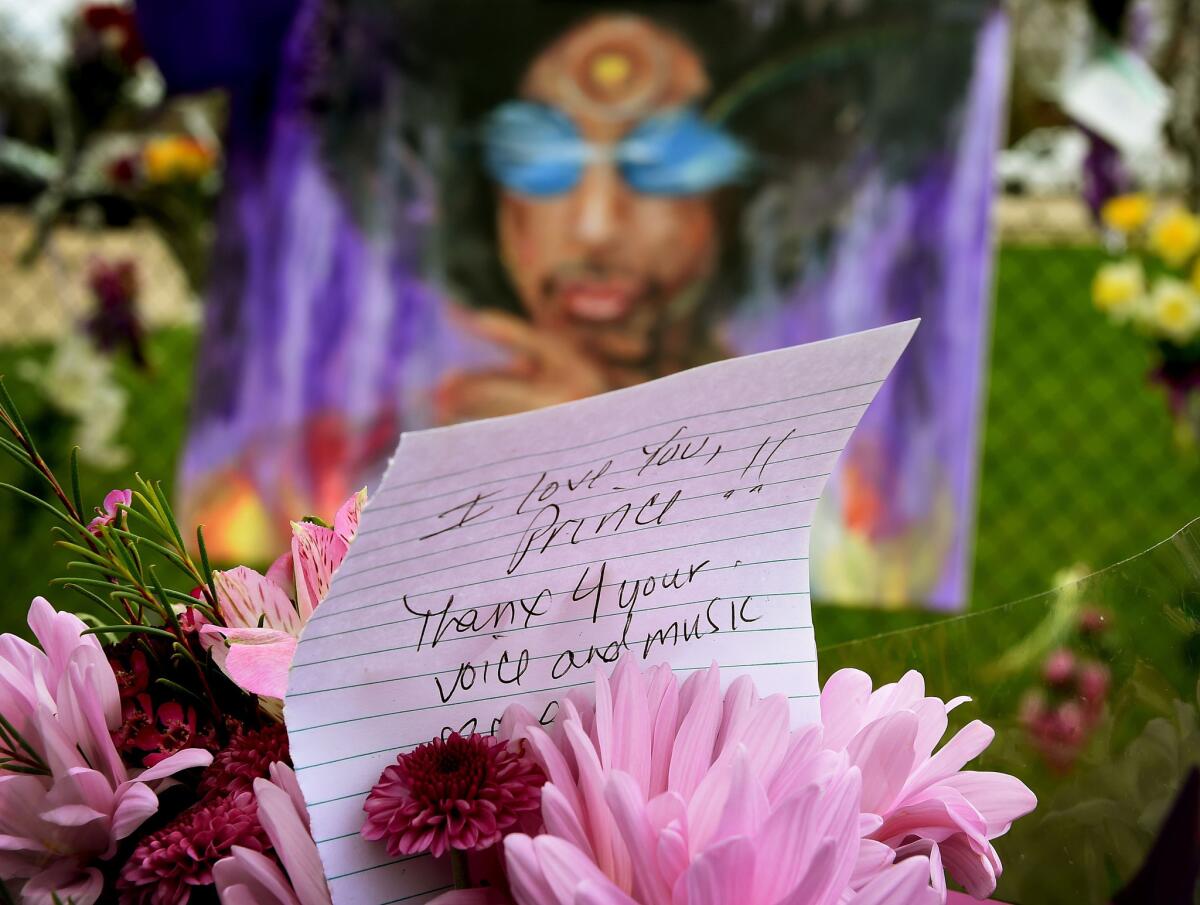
[177,0,1006,608]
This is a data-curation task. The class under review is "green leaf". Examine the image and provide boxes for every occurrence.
[0,482,75,530]
[149,567,183,636]
[80,624,177,641]
[141,585,200,606]
[0,443,58,510]
[100,528,144,586]
[0,377,34,452]
[67,447,83,522]
[0,436,39,481]
[150,480,187,551]
[154,676,206,708]
[0,762,51,776]
[0,713,47,772]
[52,538,115,569]
[107,526,194,579]
[74,612,118,644]
[130,487,172,540]
[61,560,119,579]
[61,582,129,625]
[121,505,171,542]
[196,525,219,606]
[50,576,121,592]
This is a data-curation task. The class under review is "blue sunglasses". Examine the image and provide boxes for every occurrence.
[481,101,750,197]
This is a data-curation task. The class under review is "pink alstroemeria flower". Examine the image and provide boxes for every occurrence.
[203,490,365,699]
[213,762,332,905]
[87,488,132,535]
[0,598,213,904]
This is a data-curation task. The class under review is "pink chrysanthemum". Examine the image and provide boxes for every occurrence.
[494,658,1036,905]
[117,789,269,904]
[198,723,291,798]
[362,732,544,858]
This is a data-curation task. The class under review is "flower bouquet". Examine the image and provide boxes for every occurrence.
[1,376,1194,905]
[7,3,221,293]
[1090,194,1200,447]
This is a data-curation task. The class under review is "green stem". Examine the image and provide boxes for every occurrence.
[449,850,471,889]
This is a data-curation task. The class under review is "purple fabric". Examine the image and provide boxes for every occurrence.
[135,0,300,98]
[174,0,497,552]
[725,11,1007,607]
[1082,130,1130,218]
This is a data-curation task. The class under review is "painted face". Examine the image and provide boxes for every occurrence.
[487,16,744,366]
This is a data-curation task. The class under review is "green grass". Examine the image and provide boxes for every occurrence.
[816,243,1200,645]
[0,327,197,635]
[973,245,1200,607]
[1,244,1198,642]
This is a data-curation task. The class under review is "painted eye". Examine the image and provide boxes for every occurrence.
[481,102,588,197]
[619,108,750,195]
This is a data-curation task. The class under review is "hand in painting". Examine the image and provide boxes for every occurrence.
[435,309,610,424]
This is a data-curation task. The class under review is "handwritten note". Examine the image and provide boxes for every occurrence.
[286,320,916,903]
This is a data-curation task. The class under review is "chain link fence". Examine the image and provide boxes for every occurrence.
[0,210,197,342]
[977,196,1200,607]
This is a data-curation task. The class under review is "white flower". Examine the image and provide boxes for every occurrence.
[20,333,129,469]
[1091,259,1145,321]
[1149,278,1200,344]
[32,334,112,413]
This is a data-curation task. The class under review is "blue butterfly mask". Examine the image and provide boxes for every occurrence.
[482,101,750,197]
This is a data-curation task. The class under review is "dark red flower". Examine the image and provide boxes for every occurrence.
[198,723,291,798]
[117,789,268,904]
[361,732,544,858]
[112,694,219,769]
[113,693,157,752]
[80,4,144,67]
[86,258,146,368]
[177,603,211,637]
[108,647,150,700]
[107,153,139,186]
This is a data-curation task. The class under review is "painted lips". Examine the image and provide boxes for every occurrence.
[555,278,645,322]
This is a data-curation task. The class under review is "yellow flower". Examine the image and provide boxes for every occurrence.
[1149,207,1200,267]
[142,136,217,183]
[1150,277,1200,344]
[1091,259,1144,317]
[1192,258,1200,294]
[1100,193,1152,233]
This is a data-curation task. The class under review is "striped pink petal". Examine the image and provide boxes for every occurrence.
[214,566,300,634]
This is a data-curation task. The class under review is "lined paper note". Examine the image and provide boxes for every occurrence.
[286,320,916,904]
